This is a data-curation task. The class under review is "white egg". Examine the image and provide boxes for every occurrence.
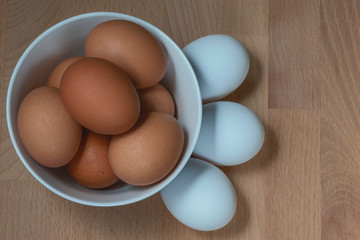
[182,34,250,102]
[193,101,264,166]
[161,158,237,231]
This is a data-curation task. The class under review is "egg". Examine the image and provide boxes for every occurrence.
[60,57,140,135]
[137,83,175,116]
[46,56,84,88]
[160,157,237,231]
[182,34,250,102]
[66,130,119,189]
[109,112,184,186]
[85,20,167,89]
[17,86,82,168]
[193,101,264,166]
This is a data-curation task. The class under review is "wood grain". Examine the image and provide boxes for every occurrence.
[269,0,321,109]
[320,0,360,239]
[265,109,320,239]
[1,0,360,239]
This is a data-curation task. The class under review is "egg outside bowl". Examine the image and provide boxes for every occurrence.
[6,12,202,207]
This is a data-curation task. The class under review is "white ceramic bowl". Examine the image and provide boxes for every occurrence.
[6,12,202,206]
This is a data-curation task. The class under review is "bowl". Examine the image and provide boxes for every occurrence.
[6,12,202,206]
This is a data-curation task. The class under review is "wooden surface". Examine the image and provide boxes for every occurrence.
[1,0,360,239]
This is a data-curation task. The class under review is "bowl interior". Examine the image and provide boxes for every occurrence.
[6,12,202,206]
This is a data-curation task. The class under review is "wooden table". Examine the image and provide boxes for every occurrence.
[1,0,359,239]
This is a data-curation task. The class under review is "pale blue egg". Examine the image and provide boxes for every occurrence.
[183,34,250,102]
[193,101,264,166]
[161,158,237,231]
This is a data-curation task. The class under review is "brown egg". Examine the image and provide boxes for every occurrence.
[138,83,175,116]
[85,20,167,89]
[66,130,119,189]
[17,86,82,168]
[46,56,84,88]
[60,57,140,135]
[109,112,184,186]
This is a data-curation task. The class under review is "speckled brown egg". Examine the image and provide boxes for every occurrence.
[66,130,119,189]
[17,86,82,168]
[85,20,167,89]
[46,56,84,88]
[60,57,140,135]
[138,83,175,116]
[108,112,184,186]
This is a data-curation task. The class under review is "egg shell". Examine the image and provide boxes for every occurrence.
[137,83,175,116]
[193,101,264,166]
[17,86,82,168]
[183,34,250,102]
[46,56,84,88]
[60,57,140,135]
[85,20,167,89]
[109,112,184,186]
[160,157,237,231]
[66,130,119,189]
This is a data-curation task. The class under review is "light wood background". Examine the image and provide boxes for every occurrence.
[1,0,360,239]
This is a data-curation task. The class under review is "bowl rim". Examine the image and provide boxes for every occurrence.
[6,11,202,206]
